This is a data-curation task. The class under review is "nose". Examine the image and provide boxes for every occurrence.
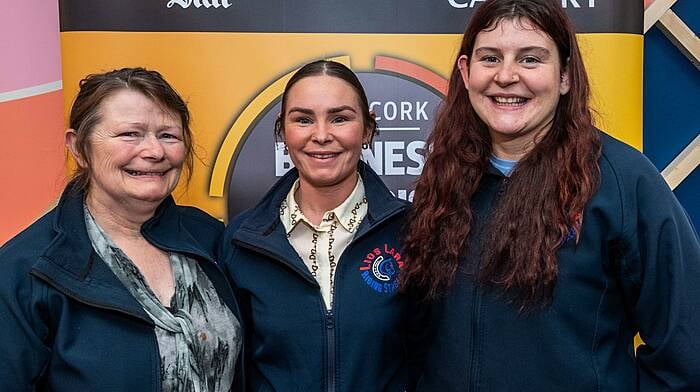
[140,133,165,160]
[311,122,332,145]
[493,61,519,86]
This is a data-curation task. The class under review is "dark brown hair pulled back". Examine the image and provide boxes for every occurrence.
[273,60,378,142]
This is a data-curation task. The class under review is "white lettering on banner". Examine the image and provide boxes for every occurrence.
[448,0,594,8]
[384,141,404,175]
[447,0,486,8]
[394,189,415,202]
[362,141,425,176]
[166,0,232,9]
[275,141,426,178]
[369,101,429,121]
[562,0,596,7]
[275,142,293,176]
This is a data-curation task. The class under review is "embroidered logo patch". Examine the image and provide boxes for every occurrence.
[359,244,404,293]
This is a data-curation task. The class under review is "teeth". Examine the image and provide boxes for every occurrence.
[125,170,165,176]
[492,96,527,105]
[309,153,337,159]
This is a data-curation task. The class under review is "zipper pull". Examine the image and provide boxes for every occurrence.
[496,177,509,199]
[326,310,335,329]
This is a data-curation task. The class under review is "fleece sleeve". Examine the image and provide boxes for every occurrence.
[219,214,254,391]
[0,254,52,389]
[617,155,700,391]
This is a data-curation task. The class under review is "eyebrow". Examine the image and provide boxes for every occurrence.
[519,46,551,57]
[287,107,314,115]
[114,122,182,131]
[474,46,551,57]
[327,105,357,114]
[287,105,357,115]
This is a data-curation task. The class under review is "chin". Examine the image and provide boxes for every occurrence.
[129,189,172,204]
[304,174,349,188]
[489,123,528,135]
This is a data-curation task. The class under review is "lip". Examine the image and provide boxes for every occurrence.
[304,151,341,160]
[487,94,530,109]
[123,168,170,177]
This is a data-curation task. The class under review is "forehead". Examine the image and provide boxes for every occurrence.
[473,17,557,51]
[285,75,361,109]
[99,88,180,124]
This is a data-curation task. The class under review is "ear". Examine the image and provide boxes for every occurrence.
[274,113,284,141]
[559,66,571,95]
[364,112,377,145]
[457,54,470,90]
[65,129,87,168]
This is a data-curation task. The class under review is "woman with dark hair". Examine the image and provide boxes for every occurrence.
[221,60,424,391]
[0,68,242,391]
[401,0,700,390]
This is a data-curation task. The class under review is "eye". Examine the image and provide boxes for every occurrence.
[292,116,313,125]
[521,56,541,65]
[117,130,141,139]
[331,116,348,124]
[480,55,500,63]
[159,132,182,142]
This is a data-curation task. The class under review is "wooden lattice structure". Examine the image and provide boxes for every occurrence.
[646,0,700,190]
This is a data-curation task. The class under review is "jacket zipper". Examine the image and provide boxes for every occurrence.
[233,239,336,391]
[468,176,508,391]
[496,176,509,198]
[234,206,405,392]
[467,284,482,392]
[321,208,405,392]
[323,221,369,392]
[325,308,336,392]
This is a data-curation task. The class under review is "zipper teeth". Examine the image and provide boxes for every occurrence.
[318,206,403,392]
[467,177,503,391]
[30,269,153,324]
[234,237,332,390]
[468,284,481,392]
[234,208,404,392]
[325,246,341,392]
[326,308,336,392]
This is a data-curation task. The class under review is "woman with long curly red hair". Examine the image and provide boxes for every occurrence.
[402,0,700,390]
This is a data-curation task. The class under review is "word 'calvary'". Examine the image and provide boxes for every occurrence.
[449,0,595,7]
[167,0,232,8]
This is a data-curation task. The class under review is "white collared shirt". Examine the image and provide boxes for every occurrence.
[280,175,368,309]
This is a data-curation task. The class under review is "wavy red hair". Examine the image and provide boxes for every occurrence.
[401,0,601,310]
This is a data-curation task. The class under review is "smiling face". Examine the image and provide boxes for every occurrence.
[282,75,370,192]
[67,89,186,211]
[458,17,570,159]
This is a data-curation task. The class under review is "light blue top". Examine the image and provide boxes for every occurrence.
[490,154,518,177]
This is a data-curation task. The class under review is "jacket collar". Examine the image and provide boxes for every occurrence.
[235,162,407,238]
[230,162,407,285]
[31,182,217,322]
[31,184,148,321]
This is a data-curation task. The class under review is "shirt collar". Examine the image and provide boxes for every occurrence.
[280,174,366,234]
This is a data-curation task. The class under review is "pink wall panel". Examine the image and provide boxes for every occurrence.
[0,2,62,93]
[0,2,65,244]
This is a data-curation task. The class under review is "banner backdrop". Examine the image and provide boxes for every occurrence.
[59,0,643,222]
